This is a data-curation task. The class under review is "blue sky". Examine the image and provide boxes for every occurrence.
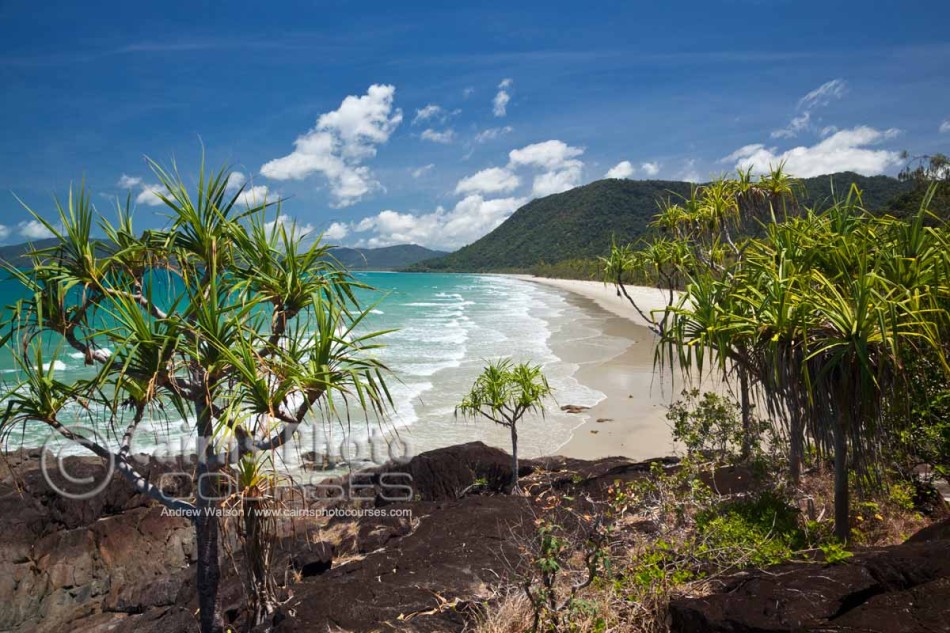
[1,0,948,250]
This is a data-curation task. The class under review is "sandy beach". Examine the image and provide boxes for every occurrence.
[508,275,717,462]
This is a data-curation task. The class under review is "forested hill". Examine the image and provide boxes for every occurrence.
[406,172,914,273]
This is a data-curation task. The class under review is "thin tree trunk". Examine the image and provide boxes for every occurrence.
[833,419,850,543]
[195,400,223,633]
[196,460,223,633]
[789,412,803,485]
[739,367,752,460]
[510,424,520,494]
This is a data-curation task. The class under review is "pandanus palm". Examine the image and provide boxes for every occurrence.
[0,159,393,632]
[456,359,552,493]
[613,170,949,542]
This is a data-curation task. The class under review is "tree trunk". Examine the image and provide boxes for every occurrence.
[789,412,803,485]
[833,419,850,543]
[510,424,520,494]
[739,367,753,460]
[195,399,223,633]
[196,460,223,633]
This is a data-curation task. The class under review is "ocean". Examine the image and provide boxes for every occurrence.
[0,272,634,469]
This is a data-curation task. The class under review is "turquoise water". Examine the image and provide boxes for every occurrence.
[0,272,631,467]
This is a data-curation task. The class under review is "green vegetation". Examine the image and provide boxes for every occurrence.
[889,153,950,219]
[408,173,913,274]
[603,166,950,542]
[456,359,553,493]
[0,160,393,632]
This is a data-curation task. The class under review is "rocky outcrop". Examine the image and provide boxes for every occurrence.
[0,450,197,633]
[669,523,950,633]
[0,442,538,632]
[5,442,949,633]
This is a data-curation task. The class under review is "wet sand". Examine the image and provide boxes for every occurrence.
[508,275,719,461]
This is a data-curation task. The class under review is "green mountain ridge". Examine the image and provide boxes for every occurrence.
[407,172,915,273]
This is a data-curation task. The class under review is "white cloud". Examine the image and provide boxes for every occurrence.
[411,164,435,178]
[324,222,349,241]
[641,161,660,177]
[508,139,585,197]
[772,79,847,139]
[474,126,513,143]
[236,185,271,207]
[799,79,848,111]
[493,78,512,117]
[18,220,57,240]
[455,167,521,195]
[420,128,455,144]
[605,160,635,179]
[530,166,583,197]
[260,84,402,207]
[135,183,166,206]
[264,215,316,239]
[352,194,527,250]
[724,126,903,177]
[941,120,950,134]
[413,104,443,124]
[679,159,702,183]
[463,86,475,98]
[508,140,584,170]
[226,172,247,191]
[0,224,10,241]
[117,174,143,188]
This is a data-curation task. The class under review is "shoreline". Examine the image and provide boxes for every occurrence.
[505,275,714,461]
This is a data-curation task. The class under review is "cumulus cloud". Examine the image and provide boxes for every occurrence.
[117,174,143,188]
[135,184,167,207]
[18,219,57,240]
[260,84,402,207]
[641,161,660,176]
[724,126,903,177]
[474,126,513,143]
[411,164,435,178]
[493,78,512,117]
[772,79,847,139]
[605,160,635,179]
[508,140,583,170]
[455,167,520,195]
[0,224,10,241]
[235,185,271,207]
[420,128,455,144]
[226,172,247,191]
[940,120,950,134]
[324,222,349,241]
[508,140,585,197]
[352,194,527,250]
[263,215,316,239]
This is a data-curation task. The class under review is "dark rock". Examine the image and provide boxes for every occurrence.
[272,495,534,632]
[560,404,590,413]
[290,541,333,578]
[370,441,535,501]
[669,537,950,632]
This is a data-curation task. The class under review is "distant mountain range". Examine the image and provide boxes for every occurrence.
[406,172,915,273]
[0,238,446,272]
[331,244,449,270]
